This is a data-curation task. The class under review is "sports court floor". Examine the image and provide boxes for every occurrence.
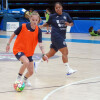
[0,30,100,100]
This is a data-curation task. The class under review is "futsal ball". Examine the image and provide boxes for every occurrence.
[13,80,25,92]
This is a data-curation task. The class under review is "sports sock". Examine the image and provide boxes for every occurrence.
[23,76,28,81]
[17,73,22,80]
[64,63,71,70]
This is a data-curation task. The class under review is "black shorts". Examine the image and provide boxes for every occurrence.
[50,38,67,51]
[15,52,33,62]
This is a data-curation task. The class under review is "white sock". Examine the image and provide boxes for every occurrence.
[17,75,21,79]
[64,63,71,70]
[17,73,22,80]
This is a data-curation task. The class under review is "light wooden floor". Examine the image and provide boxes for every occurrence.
[0,31,100,100]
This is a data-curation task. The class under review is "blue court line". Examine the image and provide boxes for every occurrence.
[0,35,16,39]
[0,35,100,44]
[65,39,100,44]
[0,35,11,38]
[42,38,100,44]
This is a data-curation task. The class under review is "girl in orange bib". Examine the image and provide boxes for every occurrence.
[6,12,48,86]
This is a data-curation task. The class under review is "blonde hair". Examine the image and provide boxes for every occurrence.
[29,11,41,24]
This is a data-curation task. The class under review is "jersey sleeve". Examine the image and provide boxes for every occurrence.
[38,27,42,43]
[66,13,73,23]
[14,25,22,35]
[46,14,52,25]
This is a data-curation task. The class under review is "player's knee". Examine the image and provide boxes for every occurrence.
[24,61,30,67]
[62,52,68,58]
[29,70,33,75]
[47,52,55,58]
[63,52,68,56]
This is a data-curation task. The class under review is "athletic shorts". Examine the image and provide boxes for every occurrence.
[15,52,33,62]
[50,38,67,51]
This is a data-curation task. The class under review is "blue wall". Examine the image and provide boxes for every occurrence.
[0,14,100,33]
[0,13,28,31]
[71,20,100,33]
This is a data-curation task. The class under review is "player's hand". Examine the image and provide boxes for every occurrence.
[6,44,10,52]
[43,54,48,62]
[65,22,73,26]
[65,22,70,26]
[39,25,43,29]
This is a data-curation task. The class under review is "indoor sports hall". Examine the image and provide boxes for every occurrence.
[0,0,100,100]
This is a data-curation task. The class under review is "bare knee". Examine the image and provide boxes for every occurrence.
[29,70,33,76]
[46,49,56,58]
[59,47,68,56]
[63,52,68,56]
[24,61,30,67]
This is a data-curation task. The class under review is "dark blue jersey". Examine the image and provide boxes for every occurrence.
[46,12,73,39]
[14,23,42,42]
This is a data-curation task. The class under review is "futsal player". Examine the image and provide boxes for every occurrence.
[35,2,77,75]
[6,12,48,86]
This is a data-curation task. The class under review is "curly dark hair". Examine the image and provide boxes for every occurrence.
[54,2,63,8]
[89,26,93,32]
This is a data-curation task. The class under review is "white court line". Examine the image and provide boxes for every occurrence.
[43,76,100,100]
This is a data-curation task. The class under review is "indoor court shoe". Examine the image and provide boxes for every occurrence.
[66,69,77,76]
[24,80,32,87]
[34,61,39,73]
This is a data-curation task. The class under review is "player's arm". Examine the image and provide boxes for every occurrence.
[38,42,45,54]
[39,14,52,29]
[6,33,16,52]
[44,12,46,17]
[65,22,73,26]
[38,28,48,62]
[6,25,22,52]
[39,22,49,29]
[38,42,48,62]
[65,13,74,26]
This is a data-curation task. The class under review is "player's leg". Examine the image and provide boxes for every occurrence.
[23,61,33,86]
[48,26,51,34]
[59,47,68,63]
[34,46,57,72]
[43,48,57,61]
[15,52,29,80]
[59,47,77,75]
[22,56,33,86]
[97,29,100,35]
[46,26,49,34]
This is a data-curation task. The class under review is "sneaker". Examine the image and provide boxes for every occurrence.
[66,69,77,75]
[23,79,32,87]
[34,61,40,73]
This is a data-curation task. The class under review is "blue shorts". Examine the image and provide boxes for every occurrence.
[15,52,33,62]
[50,38,67,51]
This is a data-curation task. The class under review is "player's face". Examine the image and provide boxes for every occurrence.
[55,4,63,15]
[29,10,33,12]
[30,15,39,26]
